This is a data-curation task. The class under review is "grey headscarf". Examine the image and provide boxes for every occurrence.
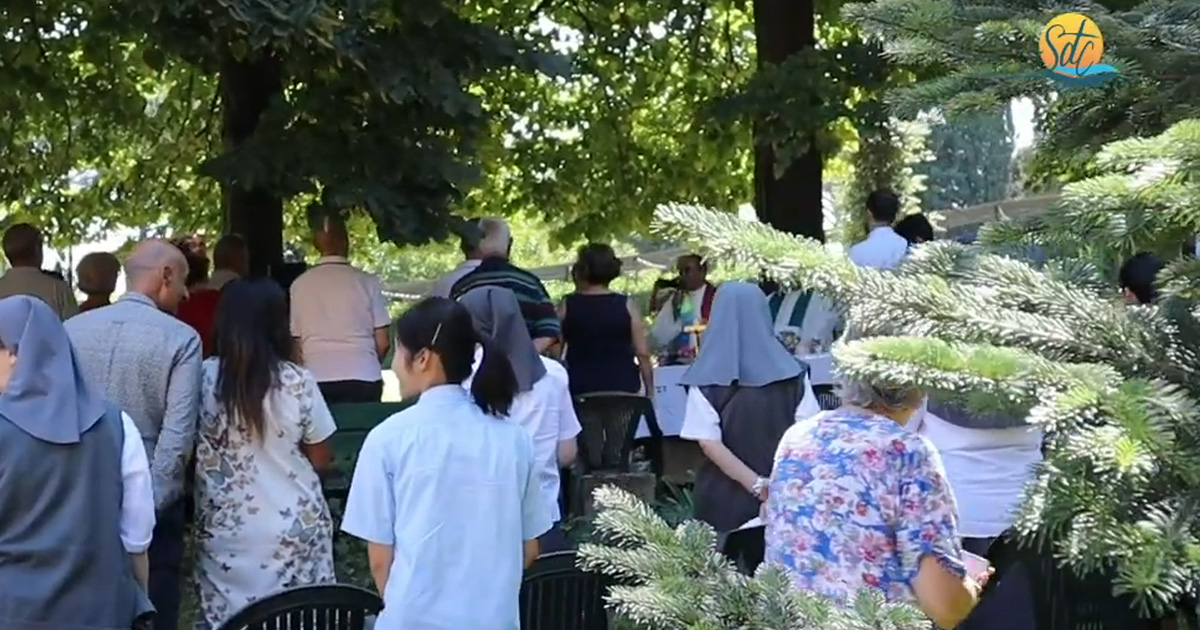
[0,296,106,444]
[679,281,802,388]
[459,286,546,392]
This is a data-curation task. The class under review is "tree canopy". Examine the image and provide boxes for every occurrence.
[1,0,562,262]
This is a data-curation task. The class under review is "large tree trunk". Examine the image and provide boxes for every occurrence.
[219,54,284,278]
[753,0,824,242]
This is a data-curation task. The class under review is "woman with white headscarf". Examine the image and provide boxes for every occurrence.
[677,281,820,532]
[460,286,581,552]
[0,296,156,629]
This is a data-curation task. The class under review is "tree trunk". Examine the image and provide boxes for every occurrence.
[219,54,284,278]
[753,0,824,242]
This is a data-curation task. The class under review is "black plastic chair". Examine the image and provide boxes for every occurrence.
[520,551,609,630]
[215,584,383,630]
[572,392,663,475]
[719,525,765,575]
[811,384,841,411]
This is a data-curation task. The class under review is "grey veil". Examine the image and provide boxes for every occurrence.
[0,296,106,444]
[459,286,547,392]
[679,281,802,388]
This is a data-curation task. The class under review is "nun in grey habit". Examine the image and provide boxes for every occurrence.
[0,296,155,630]
[677,282,820,532]
[459,286,581,552]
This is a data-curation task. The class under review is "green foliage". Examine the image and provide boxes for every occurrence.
[0,0,564,248]
[580,486,930,630]
[917,110,1014,211]
[979,119,1200,272]
[832,119,931,244]
[650,122,1200,614]
[470,0,759,242]
[841,0,1200,184]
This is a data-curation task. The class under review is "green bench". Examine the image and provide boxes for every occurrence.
[324,401,414,502]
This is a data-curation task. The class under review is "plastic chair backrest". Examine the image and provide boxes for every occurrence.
[986,534,1153,630]
[520,551,609,630]
[811,384,841,411]
[719,525,765,575]
[214,584,382,630]
[572,392,661,472]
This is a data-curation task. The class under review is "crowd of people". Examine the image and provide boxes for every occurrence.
[0,189,1171,630]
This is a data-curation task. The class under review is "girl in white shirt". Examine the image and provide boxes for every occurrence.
[341,297,552,630]
[459,286,581,553]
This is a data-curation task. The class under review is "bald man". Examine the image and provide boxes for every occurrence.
[64,239,201,630]
[0,223,78,319]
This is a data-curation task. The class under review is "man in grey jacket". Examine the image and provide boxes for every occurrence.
[65,239,201,630]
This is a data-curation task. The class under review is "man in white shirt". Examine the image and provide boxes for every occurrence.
[847,189,909,270]
[290,215,391,403]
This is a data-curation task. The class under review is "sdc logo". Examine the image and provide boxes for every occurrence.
[1037,13,1119,86]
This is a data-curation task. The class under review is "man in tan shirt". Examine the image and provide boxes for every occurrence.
[0,223,78,320]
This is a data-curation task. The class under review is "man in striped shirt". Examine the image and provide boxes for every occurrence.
[449,217,560,353]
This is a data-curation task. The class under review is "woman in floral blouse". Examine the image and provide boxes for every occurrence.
[193,278,338,629]
[764,378,986,629]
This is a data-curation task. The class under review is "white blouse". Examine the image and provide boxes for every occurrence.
[118,411,155,553]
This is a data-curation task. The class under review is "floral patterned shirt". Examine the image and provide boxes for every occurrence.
[764,407,965,603]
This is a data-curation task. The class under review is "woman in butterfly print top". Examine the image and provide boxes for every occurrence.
[192,279,338,630]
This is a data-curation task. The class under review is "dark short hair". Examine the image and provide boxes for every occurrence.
[574,243,622,286]
[2,223,42,264]
[866,189,901,224]
[894,213,934,245]
[213,234,247,269]
[1119,252,1166,305]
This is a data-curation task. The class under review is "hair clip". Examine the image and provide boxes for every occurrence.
[430,321,443,348]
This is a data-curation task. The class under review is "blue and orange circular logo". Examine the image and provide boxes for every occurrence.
[1038,13,1118,81]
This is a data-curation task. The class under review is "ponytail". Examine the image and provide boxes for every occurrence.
[470,336,518,416]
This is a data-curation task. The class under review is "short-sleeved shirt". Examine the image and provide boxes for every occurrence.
[764,407,965,603]
[679,374,821,443]
[289,256,391,383]
[465,356,581,523]
[196,359,337,523]
[341,385,553,630]
[0,267,78,320]
[449,257,560,342]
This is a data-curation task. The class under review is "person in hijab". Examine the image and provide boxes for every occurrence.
[460,286,581,552]
[677,281,820,531]
[0,296,156,630]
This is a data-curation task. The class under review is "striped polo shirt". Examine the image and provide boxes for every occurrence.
[449,257,561,342]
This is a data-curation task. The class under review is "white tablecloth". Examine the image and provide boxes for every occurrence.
[637,353,834,438]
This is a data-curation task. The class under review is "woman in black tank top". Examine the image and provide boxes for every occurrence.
[559,244,654,396]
